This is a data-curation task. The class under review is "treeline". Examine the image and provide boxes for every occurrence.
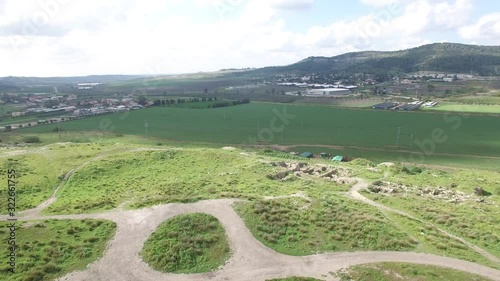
[152,97,250,108]
[210,98,250,108]
[152,97,218,106]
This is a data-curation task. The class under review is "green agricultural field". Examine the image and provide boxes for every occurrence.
[141,213,230,273]
[18,103,500,170]
[234,196,418,256]
[0,219,116,281]
[334,262,494,281]
[424,102,500,114]
[0,103,26,116]
[285,145,500,171]
[0,143,135,213]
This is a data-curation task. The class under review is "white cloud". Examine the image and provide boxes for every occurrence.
[270,0,314,10]
[434,0,473,29]
[459,12,500,44]
[360,0,405,7]
[0,0,496,76]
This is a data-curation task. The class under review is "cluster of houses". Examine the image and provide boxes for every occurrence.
[277,81,358,97]
[1,93,147,131]
[397,73,474,84]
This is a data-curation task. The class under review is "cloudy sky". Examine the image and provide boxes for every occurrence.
[0,0,499,77]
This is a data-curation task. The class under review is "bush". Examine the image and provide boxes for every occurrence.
[401,166,423,175]
[368,185,382,193]
[43,263,61,273]
[22,136,41,143]
[24,270,45,281]
[350,158,374,167]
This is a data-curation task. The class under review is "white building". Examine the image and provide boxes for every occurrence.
[306,88,351,96]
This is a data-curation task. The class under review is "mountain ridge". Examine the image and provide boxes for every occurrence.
[252,42,500,76]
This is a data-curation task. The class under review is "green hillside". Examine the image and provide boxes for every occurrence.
[254,43,500,76]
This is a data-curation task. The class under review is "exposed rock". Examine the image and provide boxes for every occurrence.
[378,162,395,167]
[276,171,289,180]
[277,161,287,168]
[321,170,337,178]
[289,164,301,172]
[474,187,484,196]
[303,168,315,175]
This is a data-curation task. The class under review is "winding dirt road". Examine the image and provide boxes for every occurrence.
[24,200,500,281]
[2,149,499,281]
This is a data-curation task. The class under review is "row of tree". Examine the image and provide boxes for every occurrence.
[152,97,218,106]
[210,99,250,108]
[152,97,250,108]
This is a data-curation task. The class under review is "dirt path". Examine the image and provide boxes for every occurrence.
[12,199,492,281]
[5,197,500,281]
[2,147,499,281]
[348,178,500,265]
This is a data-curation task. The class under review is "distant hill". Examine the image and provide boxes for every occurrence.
[0,75,147,87]
[253,43,500,76]
[0,81,19,91]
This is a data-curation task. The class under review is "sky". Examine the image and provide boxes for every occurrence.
[0,0,499,77]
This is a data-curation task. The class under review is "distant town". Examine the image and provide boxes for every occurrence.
[0,84,148,131]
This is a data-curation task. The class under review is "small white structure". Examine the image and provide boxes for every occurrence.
[306,88,351,96]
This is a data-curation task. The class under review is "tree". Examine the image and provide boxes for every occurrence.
[137,95,148,106]
[427,84,436,93]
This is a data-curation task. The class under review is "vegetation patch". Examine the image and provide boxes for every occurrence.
[0,219,116,281]
[367,194,500,261]
[234,195,417,256]
[386,212,497,268]
[334,262,494,281]
[0,143,131,213]
[46,149,341,214]
[141,213,230,273]
[21,136,41,143]
[425,103,500,114]
[362,165,500,260]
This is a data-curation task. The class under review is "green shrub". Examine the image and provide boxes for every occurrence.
[350,158,374,167]
[401,166,423,175]
[22,136,41,143]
